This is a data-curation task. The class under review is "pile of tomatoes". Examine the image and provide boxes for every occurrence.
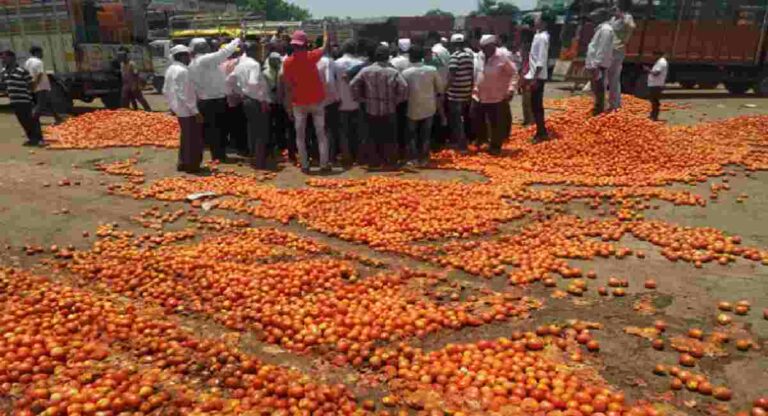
[45,110,180,149]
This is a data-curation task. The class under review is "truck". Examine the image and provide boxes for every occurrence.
[557,0,768,96]
[0,0,152,111]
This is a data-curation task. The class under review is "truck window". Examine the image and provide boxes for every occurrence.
[150,43,166,58]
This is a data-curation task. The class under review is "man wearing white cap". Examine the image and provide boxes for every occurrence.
[521,12,555,142]
[188,36,242,163]
[390,38,412,157]
[447,33,474,151]
[471,34,517,155]
[229,42,272,169]
[390,38,412,73]
[163,45,204,173]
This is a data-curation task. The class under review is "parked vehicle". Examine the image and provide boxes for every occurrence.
[0,0,152,110]
[557,0,768,96]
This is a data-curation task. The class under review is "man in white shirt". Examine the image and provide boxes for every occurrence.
[334,40,363,166]
[585,9,615,116]
[607,4,636,110]
[229,42,271,169]
[317,51,341,166]
[25,45,64,124]
[402,45,445,165]
[647,50,668,121]
[391,38,412,158]
[188,36,242,163]
[162,45,204,173]
[521,12,555,143]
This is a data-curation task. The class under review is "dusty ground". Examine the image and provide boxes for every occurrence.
[0,83,767,413]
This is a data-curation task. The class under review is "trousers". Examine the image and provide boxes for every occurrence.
[407,116,434,162]
[12,102,43,144]
[293,103,328,169]
[243,98,270,169]
[177,116,204,171]
[198,98,227,162]
[606,49,625,110]
[447,100,471,150]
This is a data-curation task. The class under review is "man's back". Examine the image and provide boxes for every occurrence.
[283,48,325,106]
[403,64,442,120]
[351,62,407,116]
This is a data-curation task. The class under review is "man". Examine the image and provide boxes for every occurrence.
[427,32,450,150]
[402,45,445,166]
[188,37,242,163]
[607,3,636,111]
[282,29,330,174]
[163,45,204,173]
[229,42,271,169]
[334,40,364,166]
[471,35,517,156]
[25,45,64,124]
[221,44,248,156]
[350,45,408,169]
[390,38,412,73]
[585,9,615,116]
[1,49,43,146]
[263,52,288,161]
[429,32,451,83]
[390,38,412,158]
[118,48,151,111]
[518,20,535,126]
[317,48,341,165]
[647,50,668,121]
[447,34,474,151]
[522,12,554,143]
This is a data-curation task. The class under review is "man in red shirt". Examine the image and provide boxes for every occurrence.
[283,29,329,173]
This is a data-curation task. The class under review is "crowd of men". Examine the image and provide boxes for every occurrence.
[584,6,667,120]
[164,12,558,174]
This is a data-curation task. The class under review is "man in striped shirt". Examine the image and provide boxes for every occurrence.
[447,34,474,151]
[1,49,43,146]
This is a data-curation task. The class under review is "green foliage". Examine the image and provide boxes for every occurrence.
[236,0,311,21]
[425,8,455,18]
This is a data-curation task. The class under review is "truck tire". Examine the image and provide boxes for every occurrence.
[724,82,751,95]
[49,79,73,115]
[632,73,650,99]
[101,92,121,109]
[152,76,164,94]
[679,81,696,89]
[697,81,719,90]
[755,72,768,97]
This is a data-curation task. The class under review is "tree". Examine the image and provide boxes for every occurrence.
[425,8,455,18]
[476,0,520,16]
[236,0,311,21]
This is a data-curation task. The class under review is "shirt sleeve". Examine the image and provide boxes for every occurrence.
[434,69,446,94]
[394,71,409,104]
[309,48,325,64]
[178,70,198,115]
[503,58,518,93]
[532,36,547,69]
[197,38,242,67]
[349,70,365,101]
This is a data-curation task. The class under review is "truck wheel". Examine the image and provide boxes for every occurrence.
[679,81,696,89]
[754,72,768,97]
[101,93,121,109]
[50,79,73,115]
[724,82,751,95]
[697,81,719,90]
[153,76,164,94]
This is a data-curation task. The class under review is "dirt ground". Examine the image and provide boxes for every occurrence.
[1,83,767,413]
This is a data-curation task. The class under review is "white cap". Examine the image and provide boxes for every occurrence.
[169,44,191,57]
[479,34,497,47]
[440,37,448,43]
[398,38,411,52]
[380,41,389,47]
[189,37,207,48]
[450,33,465,43]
